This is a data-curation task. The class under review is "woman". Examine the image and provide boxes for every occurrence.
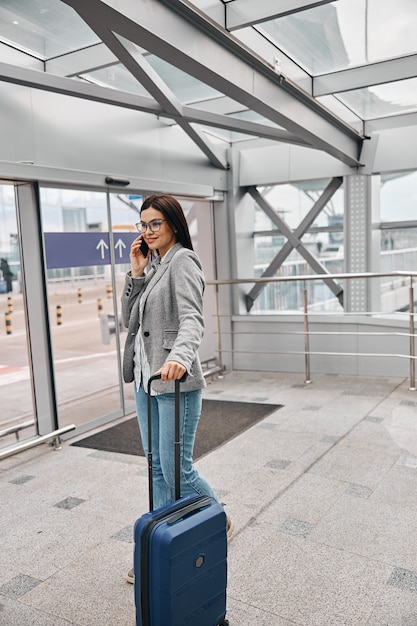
[121,194,233,584]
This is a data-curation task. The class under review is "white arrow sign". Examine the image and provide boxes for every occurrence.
[96,238,109,259]
[115,238,127,258]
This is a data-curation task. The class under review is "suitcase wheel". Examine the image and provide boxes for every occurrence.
[218,619,229,626]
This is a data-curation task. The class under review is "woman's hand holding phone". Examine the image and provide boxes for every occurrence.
[130,235,150,277]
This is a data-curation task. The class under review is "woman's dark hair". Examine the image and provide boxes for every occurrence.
[140,194,193,251]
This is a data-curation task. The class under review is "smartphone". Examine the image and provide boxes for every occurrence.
[139,240,149,257]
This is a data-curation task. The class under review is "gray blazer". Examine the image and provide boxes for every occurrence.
[121,242,206,394]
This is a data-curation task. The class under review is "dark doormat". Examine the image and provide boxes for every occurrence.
[71,399,282,459]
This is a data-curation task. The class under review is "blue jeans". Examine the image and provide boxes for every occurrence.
[134,384,217,509]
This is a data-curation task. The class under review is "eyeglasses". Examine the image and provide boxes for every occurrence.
[135,219,167,233]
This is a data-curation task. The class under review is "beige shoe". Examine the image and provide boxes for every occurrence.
[226,515,235,540]
[126,567,134,584]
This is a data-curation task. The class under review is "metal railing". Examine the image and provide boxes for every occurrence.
[0,424,76,461]
[207,270,417,391]
[0,420,35,441]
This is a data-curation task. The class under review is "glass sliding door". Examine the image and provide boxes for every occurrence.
[109,192,217,395]
[1,183,215,453]
[40,187,128,434]
[0,183,36,451]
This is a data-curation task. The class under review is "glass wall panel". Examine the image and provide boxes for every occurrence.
[37,188,215,435]
[337,78,417,120]
[84,56,221,104]
[108,192,142,417]
[380,171,417,310]
[251,181,344,313]
[0,183,35,450]
[0,1,99,60]
[178,196,217,364]
[110,193,217,380]
[259,0,417,74]
[40,187,125,432]
[380,171,417,223]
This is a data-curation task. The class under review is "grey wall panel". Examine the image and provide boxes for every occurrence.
[239,127,417,186]
[2,80,417,190]
[373,126,417,173]
[239,143,349,186]
[0,83,36,163]
[0,83,227,190]
[230,316,411,378]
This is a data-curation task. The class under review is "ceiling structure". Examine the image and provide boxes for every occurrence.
[0,0,416,175]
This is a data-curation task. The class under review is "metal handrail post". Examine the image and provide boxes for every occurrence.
[302,282,311,384]
[409,277,416,391]
[213,284,223,371]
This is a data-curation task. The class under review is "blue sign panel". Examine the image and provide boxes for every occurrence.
[44,232,138,269]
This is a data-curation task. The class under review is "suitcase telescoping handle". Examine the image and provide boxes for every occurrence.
[146,373,184,511]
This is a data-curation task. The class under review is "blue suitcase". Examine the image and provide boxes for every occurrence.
[133,374,229,626]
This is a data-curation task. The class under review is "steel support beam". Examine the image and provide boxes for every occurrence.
[0,160,214,197]
[181,107,310,146]
[91,30,228,168]
[314,55,417,96]
[366,110,417,132]
[246,180,344,311]
[62,0,363,167]
[0,62,308,148]
[0,61,161,114]
[225,0,336,31]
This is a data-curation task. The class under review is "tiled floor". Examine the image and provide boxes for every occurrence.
[2,370,417,625]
